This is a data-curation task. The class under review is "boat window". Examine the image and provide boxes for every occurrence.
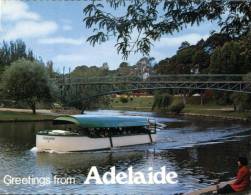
[53,123,80,132]
[109,126,149,136]
[77,126,151,138]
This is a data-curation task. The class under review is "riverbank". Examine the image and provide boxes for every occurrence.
[182,105,250,122]
[0,109,56,122]
[108,96,251,122]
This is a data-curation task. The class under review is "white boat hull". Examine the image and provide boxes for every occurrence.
[36,134,156,152]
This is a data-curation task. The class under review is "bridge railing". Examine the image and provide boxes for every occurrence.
[51,74,251,84]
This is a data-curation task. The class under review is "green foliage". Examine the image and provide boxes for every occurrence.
[83,1,251,58]
[155,40,210,74]
[0,40,36,73]
[208,34,251,74]
[119,62,129,68]
[70,65,109,77]
[204,33,232,51]
[178,41,190,50]
[239,33,251,73]
[152,93,172,111]
[117,62,132,76]
[63,85,111,111]
[211,92,231,105]
[1,59,53,114]
[120,96,129,103]
[230,93,251,112]
[209,41,242,73]
[192,49,210,71]
[169,101,185,114]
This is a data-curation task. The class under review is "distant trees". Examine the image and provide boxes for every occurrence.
[117,62,131,76]
[178,41,190,50]
[0,40,36,73]
[70,65,109,77]
[192,48,210,72]
[209,41,242,74]
[1,59,54,114]
[155,43,203,74]
[155,32,251,75]
[153,32,251,112]
[209,34,251,74]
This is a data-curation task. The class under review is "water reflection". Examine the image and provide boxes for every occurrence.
[0,110,250,194]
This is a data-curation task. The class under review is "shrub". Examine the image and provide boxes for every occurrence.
[152,93,172,110]
[120,96,128,103]
[169,101,185,114]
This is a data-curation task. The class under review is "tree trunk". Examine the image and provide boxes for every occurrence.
[200,92,204,105]
[31,103,36,114]
[233,104,236,111]
[182,92,187,105]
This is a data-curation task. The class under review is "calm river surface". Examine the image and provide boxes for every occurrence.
[0,110,251,194]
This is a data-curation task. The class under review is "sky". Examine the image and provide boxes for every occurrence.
[0,0,219,72]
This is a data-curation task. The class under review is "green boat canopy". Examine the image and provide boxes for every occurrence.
[53,115,150,128]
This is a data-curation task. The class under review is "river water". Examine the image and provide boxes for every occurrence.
[0,110,251,194]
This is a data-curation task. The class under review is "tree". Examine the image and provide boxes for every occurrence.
[154,58,177,74]
[70,65,108,77]
[192,49,210,72]
[230,92,250,112]
[178,41,191,51]
[239,33,251,73]
[119,62,129,68]
[155,45,196,74]
[63,85,111,112]
[117,62,132,76]
[83,1,251,58]
[209,41,243,74]
[46,60,54,77]
[152,93,173,111]
[169,100,185,114]
[0,40,36,74]
[203,33,232,53]
[1,59,53,114]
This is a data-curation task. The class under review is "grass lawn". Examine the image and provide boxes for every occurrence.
[109,96,154,111]
[109,96,251,120]
[0,111,56,122]
[183,104,251,119]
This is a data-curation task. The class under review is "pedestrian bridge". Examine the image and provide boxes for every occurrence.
[54,74,251,98]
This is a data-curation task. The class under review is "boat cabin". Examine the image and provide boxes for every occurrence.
[38,115,156,137]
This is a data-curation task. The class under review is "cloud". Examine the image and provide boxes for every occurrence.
[0,1,58,41]
[3,20,58,40]
[52,39,143,70]
[1,0,40,21]
[54,54,87,64]
[155,33,209,48]
[62,24,72,31]
[38,36,83,45]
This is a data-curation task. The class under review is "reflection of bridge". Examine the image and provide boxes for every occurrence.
[54,74,251,98]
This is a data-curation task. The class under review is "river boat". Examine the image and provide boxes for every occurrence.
[36,115,156,152]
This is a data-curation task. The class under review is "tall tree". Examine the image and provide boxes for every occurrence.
[1,59,53,114]
[209,41,243,74]
[83,0,251,58]
[0,40,36,73]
